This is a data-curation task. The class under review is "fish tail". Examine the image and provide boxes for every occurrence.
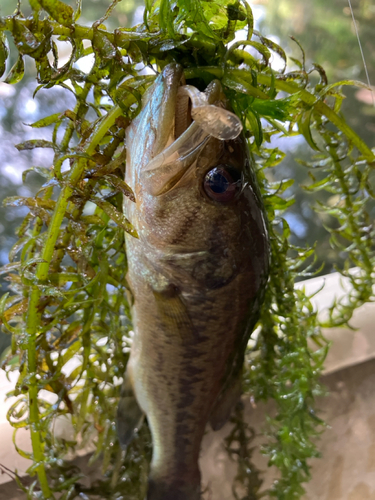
[147,477,201,500]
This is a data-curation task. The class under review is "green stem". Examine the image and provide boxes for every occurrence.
[23,185,54,498]
[0,16,139,47]
[1,17,102,41]
[26,288,52,498]
[24,92,128,495]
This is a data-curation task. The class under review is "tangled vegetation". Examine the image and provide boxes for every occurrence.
[0,0,374,498]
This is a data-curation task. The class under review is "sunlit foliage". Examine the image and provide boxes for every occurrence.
[0,0,374,498]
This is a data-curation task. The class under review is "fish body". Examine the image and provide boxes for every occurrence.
[118,64,270,500]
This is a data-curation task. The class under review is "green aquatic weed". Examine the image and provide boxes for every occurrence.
[0,0,374,498]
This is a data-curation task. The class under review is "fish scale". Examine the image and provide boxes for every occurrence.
[117,63,270,500]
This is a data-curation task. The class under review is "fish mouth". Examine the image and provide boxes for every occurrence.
[146,77,243,171]
[174,82,193,140]
[146,63,185,159]
[141,65,243,196]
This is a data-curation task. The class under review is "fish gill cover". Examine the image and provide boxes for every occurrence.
[0,0,374,498]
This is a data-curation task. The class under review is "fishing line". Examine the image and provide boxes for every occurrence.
[347,0,375,106]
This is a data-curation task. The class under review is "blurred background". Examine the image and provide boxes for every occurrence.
[0,0,374,357]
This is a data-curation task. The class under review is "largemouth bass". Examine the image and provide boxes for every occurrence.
[118,63,270,500]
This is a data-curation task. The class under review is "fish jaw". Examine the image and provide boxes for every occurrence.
[125,64,184,205]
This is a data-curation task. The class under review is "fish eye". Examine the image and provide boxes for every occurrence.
[203,165,241,202]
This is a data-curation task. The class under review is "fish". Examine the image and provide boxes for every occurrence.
[117,63,270,500]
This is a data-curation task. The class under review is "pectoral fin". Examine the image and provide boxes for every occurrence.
[152,285,196,343]
[116,370,144,449]
[209,371,243,431]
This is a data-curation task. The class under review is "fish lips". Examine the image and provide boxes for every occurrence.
[143,63,184,160]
